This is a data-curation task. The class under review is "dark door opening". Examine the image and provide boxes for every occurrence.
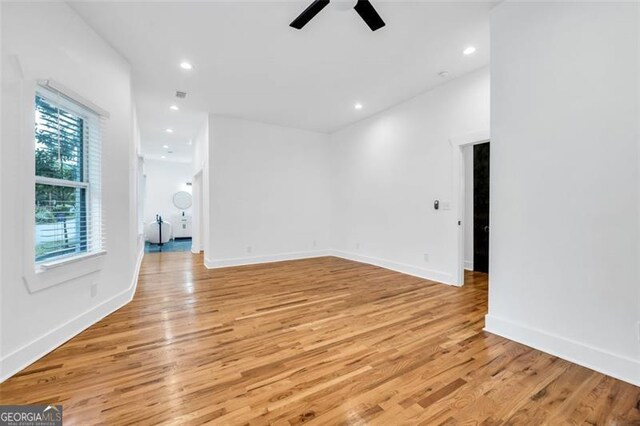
[473,142,490,274]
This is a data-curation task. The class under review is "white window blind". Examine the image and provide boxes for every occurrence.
[34,84,105,265]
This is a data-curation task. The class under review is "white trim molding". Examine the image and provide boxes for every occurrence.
[485,314,640,387]
[449,129,490,286]
[204,250,331,269]
[38,79,110,118]
[331,250,455,286]
[449,129,490,149]
[22,79,108,293]
[0,247,144,383]
[204,249,456,286]
[38,250,107,271]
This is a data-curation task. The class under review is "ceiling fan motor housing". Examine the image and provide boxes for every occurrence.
[332,0,358,12]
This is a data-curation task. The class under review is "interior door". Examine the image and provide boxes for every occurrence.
[473,142,490,273]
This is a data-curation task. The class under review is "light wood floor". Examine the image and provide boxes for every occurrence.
[1,253,639,425]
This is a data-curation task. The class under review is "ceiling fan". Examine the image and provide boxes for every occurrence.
[290,0,386,32]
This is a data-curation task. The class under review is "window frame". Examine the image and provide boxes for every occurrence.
[34,87,92,264]
[21,79,109,293]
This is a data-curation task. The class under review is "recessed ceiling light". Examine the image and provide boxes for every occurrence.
[187,140,193,145]
[161,155,166,159]
[354,103,363,110]
[438,71,450,77]
[166,128,174,133]
[170,105,179,111]
[463,46,476,55]
[180,61,193,70]
[163,144,169,149]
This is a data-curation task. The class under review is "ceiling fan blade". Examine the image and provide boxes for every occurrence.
[290,0,331,29]
[354,0,385,31]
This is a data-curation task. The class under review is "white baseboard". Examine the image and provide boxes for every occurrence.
[330,250,455,286]
[0,247,145,383]
[204,250,331,269]
[485,314,640,387]
[204,249,455,286]
[464,260,474,271]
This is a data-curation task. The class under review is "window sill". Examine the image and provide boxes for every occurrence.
[24,251,107,293]
[37,250,107,272]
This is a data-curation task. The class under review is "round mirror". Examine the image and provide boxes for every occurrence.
[173,191,192,210]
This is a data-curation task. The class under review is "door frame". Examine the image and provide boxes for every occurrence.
[191,169,204,254]
[449,129,490,286]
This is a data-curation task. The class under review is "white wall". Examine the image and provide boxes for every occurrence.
[133,108,145,242]
[207,116,332,267]
[143,159,193,238]
[330,68,490,284]
[463,145,474,270]
[0,1,4,371]
[487,1,640,386]
[637,3,640,377]
[1,2,141,381]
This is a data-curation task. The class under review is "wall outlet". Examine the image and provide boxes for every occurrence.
[246,246,252,254]
[423,253,429,262]
[313,240,317,248]
[356,243,360,250]
[90,284,98,298]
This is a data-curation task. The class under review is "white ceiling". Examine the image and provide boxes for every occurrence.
[70,1,491,162]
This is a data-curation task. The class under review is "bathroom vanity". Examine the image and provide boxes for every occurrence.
[172,215,192,239]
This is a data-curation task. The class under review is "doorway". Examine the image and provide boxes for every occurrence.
[473,142,490,273]
[462,141,490,278]
[191,170,204,254]
[450,130,490,286]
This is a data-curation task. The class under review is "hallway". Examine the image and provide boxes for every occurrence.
[1,253,638,424]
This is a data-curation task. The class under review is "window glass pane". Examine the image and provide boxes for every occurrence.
[35,95,85,182]
[35,183,87,262]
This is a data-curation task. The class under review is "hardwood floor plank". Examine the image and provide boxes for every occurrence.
[1,253,638,425]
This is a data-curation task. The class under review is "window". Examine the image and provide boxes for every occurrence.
[34,85,104,265]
